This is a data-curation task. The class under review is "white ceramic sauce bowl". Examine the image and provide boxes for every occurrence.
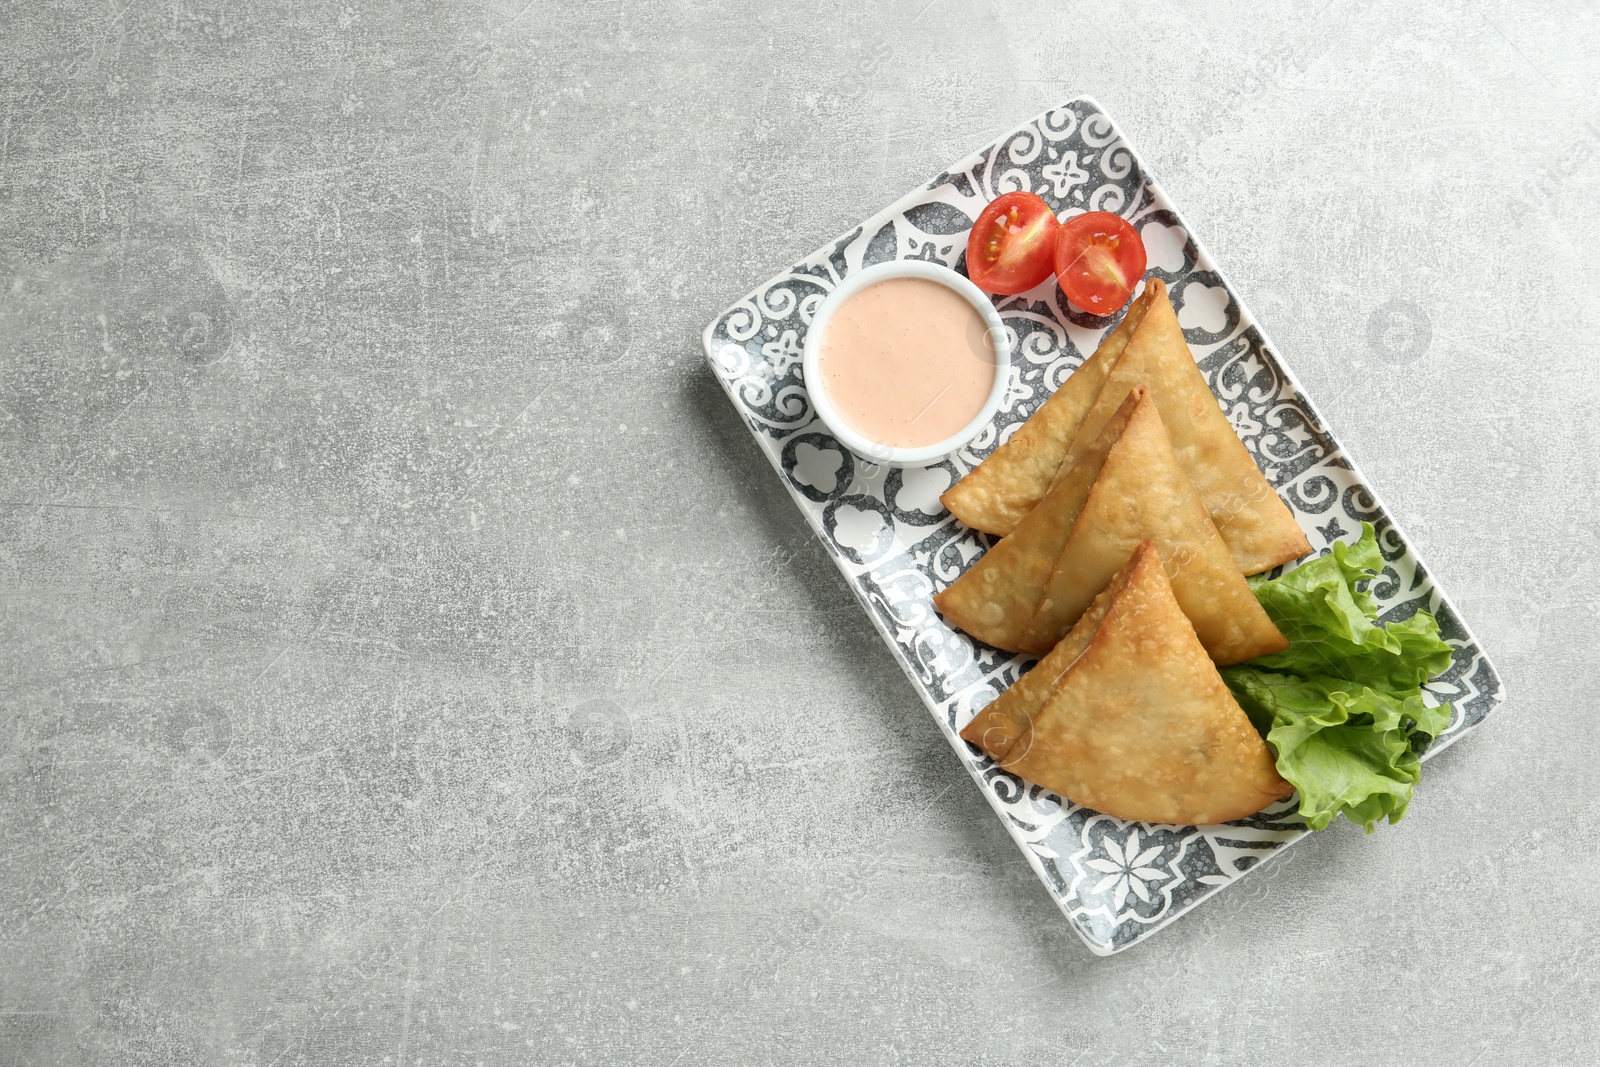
[801,260,1011,468]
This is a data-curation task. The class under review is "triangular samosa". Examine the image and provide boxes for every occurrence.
[939,285,1156,536]
[1002,541,1293,825]
[1018,392,1287,665]
[933,386,1147,651]
[1054,279,1310,575]
[959,543,1147,762]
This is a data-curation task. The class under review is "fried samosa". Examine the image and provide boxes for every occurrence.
[1001,541,1293,825]
[939,285,1156,536]
[1019,392,1287,665]
[933,386,1147,651]
[1051,278,1310,574]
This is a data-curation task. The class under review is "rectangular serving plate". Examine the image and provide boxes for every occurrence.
[700,96,1505,955]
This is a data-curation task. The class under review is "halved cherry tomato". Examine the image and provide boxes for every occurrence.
[966,191,1060,295]
[1053,212,1147,315]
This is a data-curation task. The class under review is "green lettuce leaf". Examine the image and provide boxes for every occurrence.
[1222,523,1456,832]
[1244,532,1455,692]
[1220,669,1441,831]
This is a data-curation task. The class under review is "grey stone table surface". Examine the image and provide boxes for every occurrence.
[2,1,1597,1064]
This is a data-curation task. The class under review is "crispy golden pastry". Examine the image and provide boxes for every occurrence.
[1018,392,1287,665]
[933,387,1146,651]
[1002,542,1293,825]
[1053,279,1310,575]
[958,543,1148,762]
[939,286,1155,536]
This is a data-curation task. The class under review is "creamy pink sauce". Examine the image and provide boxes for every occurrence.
[818,278,995,450]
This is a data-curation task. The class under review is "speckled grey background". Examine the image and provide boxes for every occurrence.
[1,1,1596,1064]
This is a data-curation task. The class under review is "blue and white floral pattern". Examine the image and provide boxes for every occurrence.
[701,97,1506,955]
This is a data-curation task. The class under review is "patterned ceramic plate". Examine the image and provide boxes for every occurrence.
[700,97,1505,955]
